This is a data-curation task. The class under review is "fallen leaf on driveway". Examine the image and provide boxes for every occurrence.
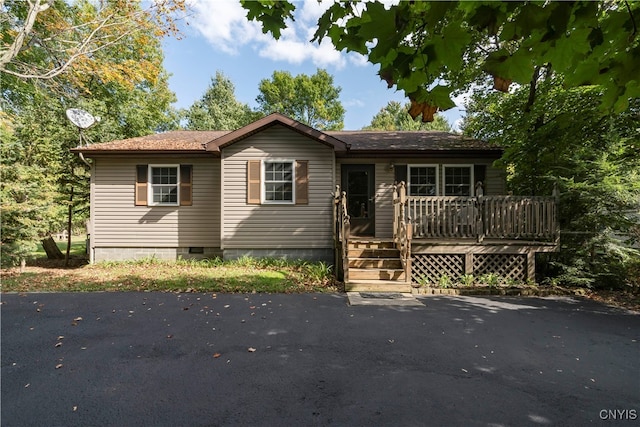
[55,342,62,348]
[213,353,221,358]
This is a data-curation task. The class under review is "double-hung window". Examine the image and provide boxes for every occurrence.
[263,160,294,203]
[443,165,473,196]
[408,165,438,196]
[150,165,179,206]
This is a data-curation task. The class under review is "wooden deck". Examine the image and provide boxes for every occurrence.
[335,182,560,290]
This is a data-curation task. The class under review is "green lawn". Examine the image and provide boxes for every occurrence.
[1,256,339,294]
[32,235,87,259]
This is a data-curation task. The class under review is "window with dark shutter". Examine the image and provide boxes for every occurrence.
[137,164,192,207]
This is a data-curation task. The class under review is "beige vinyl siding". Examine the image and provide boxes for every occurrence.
[484,164,506,195]
[92,157,220,247]
[221,125,334,249]
[337,158,504,238]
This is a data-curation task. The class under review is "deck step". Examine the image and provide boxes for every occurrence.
[348,248,399,258]
[349,258,402,269]
[349,268,405,281]
[348,240,395,250]
[345,280,412,293]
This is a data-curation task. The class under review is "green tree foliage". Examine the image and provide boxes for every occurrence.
[184,71,261,130]
[364,101,451,131]
[256,69,345,130]
[1,0,180,263]
[242,1,639,119]
[0,115,59,267]
[463,76,640,288]
[1,0,186,89]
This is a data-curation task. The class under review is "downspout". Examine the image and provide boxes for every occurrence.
[79,151,91,167]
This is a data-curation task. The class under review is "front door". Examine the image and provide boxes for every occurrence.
[341,164,375,236]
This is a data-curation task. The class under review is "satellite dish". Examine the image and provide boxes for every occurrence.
[66,108,97,129]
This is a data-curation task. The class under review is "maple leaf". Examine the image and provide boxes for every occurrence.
[408,99,438,122]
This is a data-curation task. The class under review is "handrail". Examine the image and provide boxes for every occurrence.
[334,185,350,282]
[393,182,412,283]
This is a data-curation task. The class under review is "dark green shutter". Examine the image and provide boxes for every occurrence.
[394,164,407,185]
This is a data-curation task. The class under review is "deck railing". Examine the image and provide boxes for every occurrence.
[401,185,559,242]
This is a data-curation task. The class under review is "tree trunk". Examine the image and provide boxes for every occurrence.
[41,236,64,259]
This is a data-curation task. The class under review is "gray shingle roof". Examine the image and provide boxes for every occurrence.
[327,131,498,151]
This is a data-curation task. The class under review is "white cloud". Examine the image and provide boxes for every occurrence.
[299,0,332,24]
[189,0,262,55]
[344,98,366,108]
[187,0,363,69]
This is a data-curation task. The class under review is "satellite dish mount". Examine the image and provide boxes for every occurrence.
[65,108,100,146]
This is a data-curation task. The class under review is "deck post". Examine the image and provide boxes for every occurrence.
[392,183,398,242]
[465,253,473,275]
[476,182,485,243]
[527,251,536,282]
[406,216,412,284]
[552,183,561,244]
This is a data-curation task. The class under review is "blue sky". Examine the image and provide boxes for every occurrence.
[161,0,466,130]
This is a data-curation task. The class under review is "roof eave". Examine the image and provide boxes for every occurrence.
[71,149,219,157]
[336,149,503,158]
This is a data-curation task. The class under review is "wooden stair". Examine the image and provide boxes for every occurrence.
[345,239,411,292]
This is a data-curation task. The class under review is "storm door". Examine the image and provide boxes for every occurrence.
[341,164,375,236]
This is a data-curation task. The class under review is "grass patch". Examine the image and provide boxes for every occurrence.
[0,256,339,294]
[31,235,87,259]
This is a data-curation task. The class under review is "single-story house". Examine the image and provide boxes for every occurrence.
[73,113,558,291]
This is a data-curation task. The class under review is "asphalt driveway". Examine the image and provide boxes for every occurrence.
[1,292,638,426]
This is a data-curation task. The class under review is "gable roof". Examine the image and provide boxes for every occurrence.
[205,113,349,153]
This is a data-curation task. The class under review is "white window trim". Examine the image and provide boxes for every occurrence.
[262,159,295,205]
[443,164,474,196]
[408,164,440,196]
[148,164,180,206]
